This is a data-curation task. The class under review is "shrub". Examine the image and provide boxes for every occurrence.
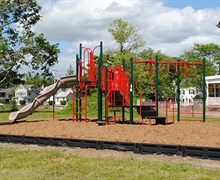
[60,100,66,105]
[19,99,26,106]
[48,101,54,105]
[10,100,18,111]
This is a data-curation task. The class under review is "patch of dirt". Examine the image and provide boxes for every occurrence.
[0,119,220,147]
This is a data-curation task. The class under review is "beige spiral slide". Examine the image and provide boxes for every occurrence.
[9,75,76,122]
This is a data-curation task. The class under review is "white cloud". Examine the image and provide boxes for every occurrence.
[35,0,220,77]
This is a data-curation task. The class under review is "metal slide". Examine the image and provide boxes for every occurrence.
[9,75,76,122]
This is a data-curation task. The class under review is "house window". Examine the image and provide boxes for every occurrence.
[181,90,185,95]
[189,89,195,94]
[16,92,23,96]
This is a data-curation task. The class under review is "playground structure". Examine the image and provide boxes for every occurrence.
[72,41,206,125]
[9,41,206,124]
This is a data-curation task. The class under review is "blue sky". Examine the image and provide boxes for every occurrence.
[164,0,220,9]
[35,0,220,78]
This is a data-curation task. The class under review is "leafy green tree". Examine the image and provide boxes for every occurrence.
[24,73,53,87]
[134,50,177,100]
[138,48,156,60]
[180,43,218,89]
[107,19,177,100]
[107,19,145,65]
[193,43,220,74]
[0,0,60,87]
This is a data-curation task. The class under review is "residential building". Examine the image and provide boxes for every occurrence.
[41,88,73,106]
[180,87,197,104]
[205,75,220,105]
[55,89,73,105]
[14,84,40,105]
[0,88,13,104]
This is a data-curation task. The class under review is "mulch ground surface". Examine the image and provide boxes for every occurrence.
[0,119,220,148]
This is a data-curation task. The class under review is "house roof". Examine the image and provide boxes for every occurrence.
[0,89,7,93]
[205,75,220,84]
[15,84,39,92]
[56,91,72,98]
[0,88,13,94]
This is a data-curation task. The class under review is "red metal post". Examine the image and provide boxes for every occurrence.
[89,52,94,82]
[114,111,116,124]
[72,87,75,122]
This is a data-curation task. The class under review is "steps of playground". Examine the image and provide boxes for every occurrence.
[135,105,169,125]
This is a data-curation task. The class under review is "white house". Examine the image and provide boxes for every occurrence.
[180,87,197,104]
[205,75,220,105]
[41,88,73,106]
[55,89,73,105]
[179,75,220,106]
[14,84,40,105]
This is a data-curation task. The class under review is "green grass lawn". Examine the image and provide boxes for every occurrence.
[0,144,220,180]
[0,106,72,121]
[0,101,220,122]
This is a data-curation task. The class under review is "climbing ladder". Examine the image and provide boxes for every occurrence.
[72,85,88,122]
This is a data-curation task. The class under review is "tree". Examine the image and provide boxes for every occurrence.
[135,50,177,100]
[180,43,218,89]
[24,72,53,87]
[107,19,145,65]
[193,43,220,75]
[0,0,60,87]
[107,19,177,100]
[63,64,76,88]
[66,64,75,75]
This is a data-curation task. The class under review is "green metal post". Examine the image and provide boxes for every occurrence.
[129,57,133,124]
[75,54,79,120]
[98,41,103,121]
[202,58,206,122]
[177,58,181,122]
[155,55,159,116]
[79,43,82,120]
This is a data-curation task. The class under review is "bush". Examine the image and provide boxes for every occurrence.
[60,100,66,105]
[48,101,54,105]
[19,99,26,106]
[10,100,18,111]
